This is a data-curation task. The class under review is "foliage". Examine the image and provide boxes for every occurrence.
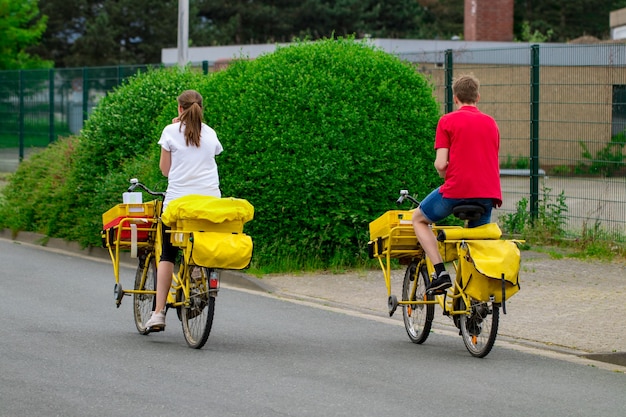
[0,38,442,272]
[516,21,554,43]
[514,0,626,42]
[500,185,568,243]
[0,136,77,233]
[31,0,183,66]
[572,220,626,260]
[579,133,626,177]
[199,38,441,270]
[0,0,51,70]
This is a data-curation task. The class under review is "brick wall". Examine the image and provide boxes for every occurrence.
[464,0,514,42]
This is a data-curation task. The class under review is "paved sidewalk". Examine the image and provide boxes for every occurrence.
[251,250,626,367]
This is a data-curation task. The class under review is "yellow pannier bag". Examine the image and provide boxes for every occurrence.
[189,232,253,270]
[458,240,521,303]
[162,194,254,227]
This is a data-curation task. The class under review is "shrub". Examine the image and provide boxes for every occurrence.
[202,38,441,269]
[1,38,442,272]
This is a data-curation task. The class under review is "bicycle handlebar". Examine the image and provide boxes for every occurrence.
[396,189,420,206]
[128,178,166,198]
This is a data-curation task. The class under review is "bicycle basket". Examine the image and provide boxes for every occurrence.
[102,202,156,243]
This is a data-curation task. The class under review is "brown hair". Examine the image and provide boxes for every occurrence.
[177,90,204,147]
[452,74,479,104]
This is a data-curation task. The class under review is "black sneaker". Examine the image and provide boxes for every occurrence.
[428,271,452,293]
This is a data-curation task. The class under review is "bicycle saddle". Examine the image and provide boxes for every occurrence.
[452,204,485,222]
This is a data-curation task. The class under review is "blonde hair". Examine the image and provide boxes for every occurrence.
[452,74,479,104]
[177,90,203,147]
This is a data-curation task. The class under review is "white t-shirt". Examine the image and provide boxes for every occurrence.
[158,122,223,208]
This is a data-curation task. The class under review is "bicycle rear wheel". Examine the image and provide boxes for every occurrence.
[134,254,157,335]
[402,262,434,344]
[181,267,216,349]
[459,297,499,358]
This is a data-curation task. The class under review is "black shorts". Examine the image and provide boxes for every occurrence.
[160,224,179,263]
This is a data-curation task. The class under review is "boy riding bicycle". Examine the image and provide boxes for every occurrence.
[412,74,502,293]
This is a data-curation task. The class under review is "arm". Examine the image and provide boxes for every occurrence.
[160,148,171,177]
[434,148,449,178]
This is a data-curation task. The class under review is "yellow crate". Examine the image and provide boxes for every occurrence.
[102,203,155,228]
[368,227,420,259]
[369,210,414,240]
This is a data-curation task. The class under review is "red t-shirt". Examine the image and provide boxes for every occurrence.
[435,105,502,206]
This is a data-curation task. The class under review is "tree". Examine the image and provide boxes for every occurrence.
[416,0,464,40]
[194,0,432,45]
[514,0,626,42]
[0,0,51,69]
[32,0,180,67]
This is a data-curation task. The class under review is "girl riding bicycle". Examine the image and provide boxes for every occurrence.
[146,90,224,331]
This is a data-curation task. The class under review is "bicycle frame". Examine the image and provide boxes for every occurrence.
[105,199,205,311]
[373,224,472,317]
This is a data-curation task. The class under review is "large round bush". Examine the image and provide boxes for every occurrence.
[207,39,441,268]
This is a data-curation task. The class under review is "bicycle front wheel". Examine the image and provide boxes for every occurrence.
[402,262,434,344]
[134,254,157,335]
[181,267,216,349]
[459,297,500,358]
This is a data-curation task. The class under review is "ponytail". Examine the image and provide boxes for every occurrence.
[177,90,204,147]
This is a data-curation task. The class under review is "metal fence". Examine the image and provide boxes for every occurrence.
[2,45,626,238]
[402,44,626,239]
[0,62,211,171]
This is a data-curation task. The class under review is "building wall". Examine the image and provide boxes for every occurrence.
[416,63,624,170]
[464,0,514,42]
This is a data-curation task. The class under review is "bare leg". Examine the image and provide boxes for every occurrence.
[412,208,443,265]
[154,260,174,313]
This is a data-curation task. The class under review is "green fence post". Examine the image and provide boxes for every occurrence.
[82,67,88,125]
[202,60,209,75]
[18,70,24,161]
[49,68,55,143]
[530,44,540,224]
[445,49,453,113]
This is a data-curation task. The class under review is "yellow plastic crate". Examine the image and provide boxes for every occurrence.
[102,203,156,241]
[369,210,414,240]
[102,203,155,228]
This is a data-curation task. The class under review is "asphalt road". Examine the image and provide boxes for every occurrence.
[1,239,625,417]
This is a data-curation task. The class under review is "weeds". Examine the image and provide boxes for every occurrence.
[500,184,626,260]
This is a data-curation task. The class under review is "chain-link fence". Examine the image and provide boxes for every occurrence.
[2,45,626,238]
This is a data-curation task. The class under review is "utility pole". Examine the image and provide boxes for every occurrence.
[177,0,189,67]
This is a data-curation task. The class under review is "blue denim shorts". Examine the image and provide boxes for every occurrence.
[418,187,493,228]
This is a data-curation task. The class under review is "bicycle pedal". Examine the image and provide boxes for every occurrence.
[147,325,165,333]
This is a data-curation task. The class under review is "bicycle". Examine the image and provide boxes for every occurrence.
[368,190,522,358]
[102,179,253,349]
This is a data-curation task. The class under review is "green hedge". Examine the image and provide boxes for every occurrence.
[0,38,441,272]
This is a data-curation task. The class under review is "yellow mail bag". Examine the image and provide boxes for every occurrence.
[459,240,521,303]
[189,232,253,270]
